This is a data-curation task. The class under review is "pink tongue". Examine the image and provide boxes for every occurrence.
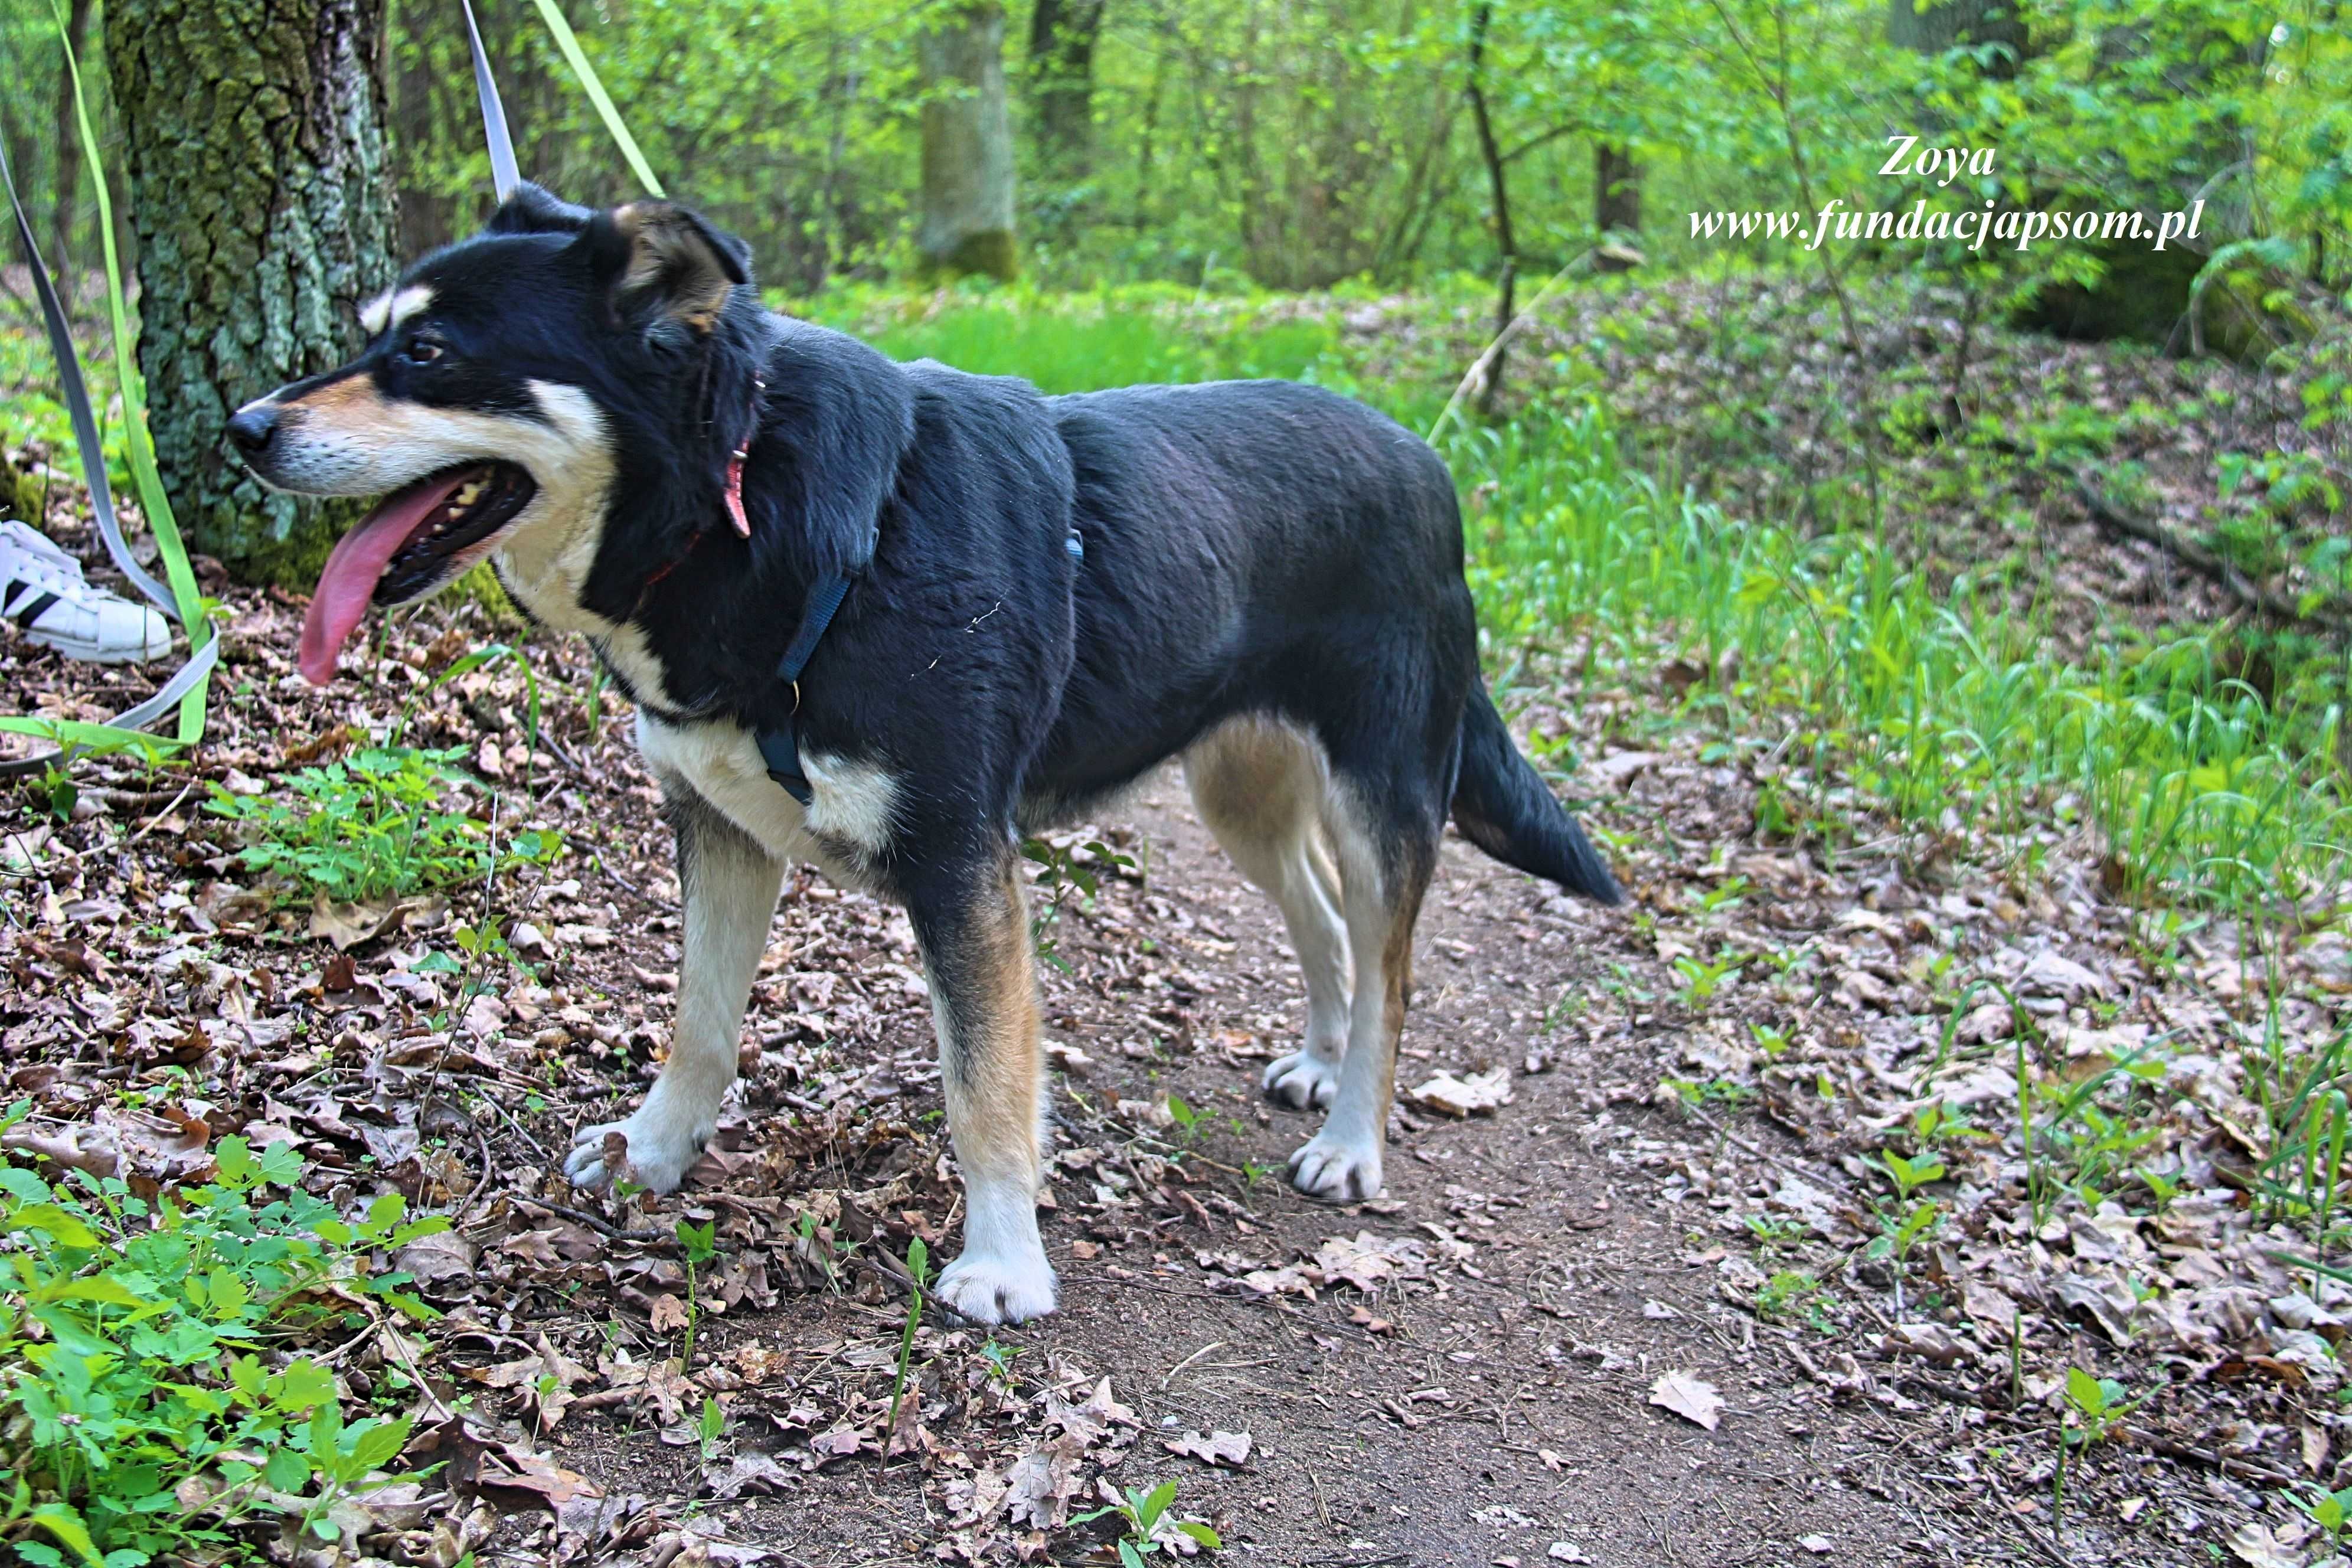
[299,475,468,685]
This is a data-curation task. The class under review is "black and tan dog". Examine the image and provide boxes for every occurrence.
[228,187,1621,1325]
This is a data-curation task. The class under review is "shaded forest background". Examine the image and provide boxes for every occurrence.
[2,0,2347,308]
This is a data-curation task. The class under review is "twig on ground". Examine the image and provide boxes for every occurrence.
[2075,471,2352,636]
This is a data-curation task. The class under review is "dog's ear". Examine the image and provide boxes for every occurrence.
[487,182,594,236]
[580,201,751,334]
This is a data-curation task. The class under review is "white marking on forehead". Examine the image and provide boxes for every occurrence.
[358,284,435,337]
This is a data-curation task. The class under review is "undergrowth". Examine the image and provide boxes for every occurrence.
[0,1114,442,1565]
[1446,401,2351,917]
[204,744,561,906]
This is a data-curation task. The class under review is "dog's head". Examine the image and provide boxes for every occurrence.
[231,185,764,684]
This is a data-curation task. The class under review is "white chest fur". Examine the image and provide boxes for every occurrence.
[635,713,902,884]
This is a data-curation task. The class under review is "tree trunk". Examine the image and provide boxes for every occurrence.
[1594,143,1641,271]
[105,0,398,586]
[918,3,1018,280]
[49,0,94,289]
[1027,0,1106,177]
[1465,2,1514,413]
[1885,0,2026,63]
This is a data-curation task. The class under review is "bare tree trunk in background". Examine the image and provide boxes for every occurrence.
[1465,2,1514,414]
[1886,0,2024,70]
[49,0,93,286]
[1594,142,1641,270]
[107,0,399,585]
[1028,0,1106,177]
[919,2,1018,279]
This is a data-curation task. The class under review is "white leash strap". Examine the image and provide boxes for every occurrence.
[0,132,218,775]
[0,136,178,623]
[462,0,524,204]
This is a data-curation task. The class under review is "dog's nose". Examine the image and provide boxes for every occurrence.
[226,404,279,456]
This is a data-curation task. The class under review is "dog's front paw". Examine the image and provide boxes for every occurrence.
[1262,1049,1340,1110]
[1288,1132,1383,1203]
[936,1246,1059,1325]
[563,1109,704,1194]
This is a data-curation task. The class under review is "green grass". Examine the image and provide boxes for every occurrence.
[1454,404,2350,913]
[788,281,1339,394]
[790,286,2348,933]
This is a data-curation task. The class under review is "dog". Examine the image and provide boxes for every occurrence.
[227,186,1622,1325]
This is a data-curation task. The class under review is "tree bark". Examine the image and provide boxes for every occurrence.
[49,0,94,287]
[1027,0,1106,177]
[1594,142,1641,270]
[919,2,1018,280]
[105,0,398,585]
[1465,2,1513,414]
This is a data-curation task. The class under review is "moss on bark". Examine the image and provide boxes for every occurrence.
[105,0,398,587]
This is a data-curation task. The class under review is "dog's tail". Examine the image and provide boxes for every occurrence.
[1450,684,1623,904]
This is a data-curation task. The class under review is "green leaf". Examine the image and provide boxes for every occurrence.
[1176,1521,1224,1549]
[1117,1543,1148,1568]
[1138,1479,1178,1526]
[264,1445,310,1494]
[276,1358,337,1413]
[27,1505,101,1567]
[50,1275,154,1313]
[2063,1367,2105,1416]
[212,1137,257,1188]
[347,1417,411,1474]
[0,1166,55,1204]
[11,1203,98,1247]
[207,1267,251,1321]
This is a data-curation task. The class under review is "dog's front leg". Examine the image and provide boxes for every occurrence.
[567,788,783,1193]
[910,847,1056,1324]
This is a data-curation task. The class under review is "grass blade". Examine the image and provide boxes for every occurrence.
[528,0,664,197]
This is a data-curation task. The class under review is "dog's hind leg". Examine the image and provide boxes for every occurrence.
[909,844,1056,1325]
[1184,720,1352,1110]
[1286,790,1438,1204]
[566,785,783,1193]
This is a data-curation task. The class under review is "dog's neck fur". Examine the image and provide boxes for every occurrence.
[495,302,917,731]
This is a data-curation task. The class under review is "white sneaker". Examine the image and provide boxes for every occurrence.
[0,520,171,664]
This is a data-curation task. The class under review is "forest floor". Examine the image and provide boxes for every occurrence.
[2,279,2347,1568]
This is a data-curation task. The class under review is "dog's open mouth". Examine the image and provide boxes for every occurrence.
[299,461,537,684]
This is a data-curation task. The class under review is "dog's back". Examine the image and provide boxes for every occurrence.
[1025,378,1474,812]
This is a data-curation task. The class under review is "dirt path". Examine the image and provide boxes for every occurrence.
[554,773,2041,1568]
[1,588,2285,1568]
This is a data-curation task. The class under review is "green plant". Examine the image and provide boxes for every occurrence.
[697,1394,726,1462]
[978,1337,1023,1390]
[1672,952,1747,1007]
[1073,1478,1223,1565]
[1864,1198,1941,1312]
[886,1237,930,1440]
[0,1113,443,1564]
[1023,837,1136,972]
[1877,1150,1945,1204]
[207,746,563,904]
[2055,1368,2144,1535]
[1661,1075,1754,1112]
[2297,1483,2352,1545]
[790,1209,861,1292]
[675,1218,717,1364]
[33,764,76,823]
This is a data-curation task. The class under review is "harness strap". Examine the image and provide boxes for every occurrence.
[755,571,855,805]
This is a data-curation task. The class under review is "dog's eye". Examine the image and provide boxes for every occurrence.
[400,336,443,365]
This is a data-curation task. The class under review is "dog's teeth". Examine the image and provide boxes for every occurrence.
[453,482,484,508]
